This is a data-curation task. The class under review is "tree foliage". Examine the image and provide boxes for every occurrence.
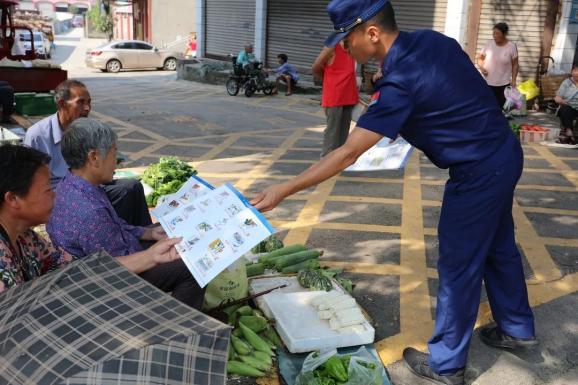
[87,3,113,39]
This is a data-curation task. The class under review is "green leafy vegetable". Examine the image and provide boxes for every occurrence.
[142,157,197,206]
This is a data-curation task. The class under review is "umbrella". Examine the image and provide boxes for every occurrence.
[0,251,230,385]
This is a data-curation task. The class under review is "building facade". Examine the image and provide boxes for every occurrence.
[194,0,576,79]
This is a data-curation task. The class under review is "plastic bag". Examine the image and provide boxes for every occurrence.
[503,86,527,116]
[295,346,384,385]
[517,79,539,101]
[202,258,248,310]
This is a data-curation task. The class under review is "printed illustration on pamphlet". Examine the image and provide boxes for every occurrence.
[157,177,274,287]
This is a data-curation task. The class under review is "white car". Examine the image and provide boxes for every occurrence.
[85,40,182,72]
[16,31,52,59]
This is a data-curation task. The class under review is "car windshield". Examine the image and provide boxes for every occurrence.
[20,34,43,42]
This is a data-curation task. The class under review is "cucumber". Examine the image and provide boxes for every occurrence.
[258,244,308,263]
[274,250,323,270]
[239,322,273,354]
[235,305,253,316]
[261,326,283,348]
[281,258,320,274]
[254,350,273,366]
[239,354,271,372]
[246,262,265,277]
[239,315,268,333]
[227,360,265,377]
[231,334,252,355]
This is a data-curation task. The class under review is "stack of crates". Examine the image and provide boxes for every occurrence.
[14,93,57,116]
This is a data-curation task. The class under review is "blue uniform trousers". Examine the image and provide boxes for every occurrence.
[428,134,535,374]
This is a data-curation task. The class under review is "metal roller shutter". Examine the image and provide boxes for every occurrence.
[266,0,332,70]
[475,0,548,81]
[205,0,255,59]
[364,1,448,72]
[391,0,448,33]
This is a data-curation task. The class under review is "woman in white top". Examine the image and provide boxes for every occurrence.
[477,22,519,109]
[554,65,578,145]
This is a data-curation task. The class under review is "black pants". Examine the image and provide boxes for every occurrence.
[138,259,206,310]
[489,84,509,110]
[557,104,578,137]
[0,81,14,119]
[103,179,152,227]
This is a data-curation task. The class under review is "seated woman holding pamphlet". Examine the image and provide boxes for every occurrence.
[46,118,205,310]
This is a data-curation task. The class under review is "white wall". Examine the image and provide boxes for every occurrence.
[151,0,196,49]
[551,0,578,73]
[444,0,469,46]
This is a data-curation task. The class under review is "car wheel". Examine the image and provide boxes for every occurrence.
[163,57,177,71]
[226,78,240,96]
[106,59,122,73]
[47,53,51,59]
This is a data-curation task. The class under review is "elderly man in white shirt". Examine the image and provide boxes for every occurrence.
[24,79,152,226]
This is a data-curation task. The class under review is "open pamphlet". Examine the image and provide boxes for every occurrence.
[154,175,274,288]
[346,137,413,171]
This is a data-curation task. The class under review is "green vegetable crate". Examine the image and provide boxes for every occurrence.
[15,93,57,116]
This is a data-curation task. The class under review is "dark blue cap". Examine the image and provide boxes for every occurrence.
[324,0,389,47]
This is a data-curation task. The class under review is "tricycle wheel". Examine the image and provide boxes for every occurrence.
[226,78,240,96]
[263,85,275,95]
[245,84,256,97]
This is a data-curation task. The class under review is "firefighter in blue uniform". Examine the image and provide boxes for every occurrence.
[251,1,537,384]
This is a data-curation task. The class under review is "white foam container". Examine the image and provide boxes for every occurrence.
[249,276,374,353]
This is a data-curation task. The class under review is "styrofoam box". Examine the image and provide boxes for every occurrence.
[519,129,549,143]
[264,291,375,353]
[249,276,312,319]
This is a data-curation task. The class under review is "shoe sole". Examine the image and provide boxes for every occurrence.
[479,333,538,349]
[403,359,463,385]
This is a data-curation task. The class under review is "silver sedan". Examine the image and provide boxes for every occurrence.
[85,40,182,73]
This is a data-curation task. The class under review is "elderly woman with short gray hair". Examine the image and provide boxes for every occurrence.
[47,118,205,310]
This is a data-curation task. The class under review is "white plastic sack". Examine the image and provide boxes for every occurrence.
[294,346,385,385]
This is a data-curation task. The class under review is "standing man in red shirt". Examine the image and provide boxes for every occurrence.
[313,42,359,156]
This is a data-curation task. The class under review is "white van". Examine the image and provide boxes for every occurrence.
[16,31,52,59]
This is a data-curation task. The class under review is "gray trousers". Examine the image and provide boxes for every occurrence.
[323,105,354,156]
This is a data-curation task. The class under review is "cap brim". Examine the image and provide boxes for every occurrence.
[324,30,350,48]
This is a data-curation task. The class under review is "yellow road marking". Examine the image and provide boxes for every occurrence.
[91,110,166,141]
[532,145,578,187]
[397,153,432,332]
[235,129,306,192]
[521,206,578,216]
[512,202,563,282]
[280,179,339,245]
[198,133,242,161]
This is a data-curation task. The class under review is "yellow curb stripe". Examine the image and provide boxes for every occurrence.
[520,206,578,216]
[398,152,432,335]
[280,179,338,245]
[532,145,578,187]
[91,110,166,141]
[512,201,562,282]
[235,129,306,192]
[540,237,578,247]
[198,133,243,161]
[328,195,403,205]
[269,220,401,234]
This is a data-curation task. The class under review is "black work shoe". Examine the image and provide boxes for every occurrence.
[479,326,538,349]
[403,347,465,385]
